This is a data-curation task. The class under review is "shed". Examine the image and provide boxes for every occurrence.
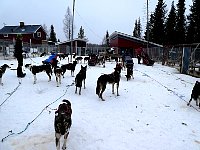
[109,31,163,57]
[58,38,88,56]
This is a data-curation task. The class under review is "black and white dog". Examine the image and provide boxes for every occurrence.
[0,64,11,85]
[54,66,63,87]
[25,64,52,84]
[75,56,83,63]
[55,99,72,150]
[187,81,200,108]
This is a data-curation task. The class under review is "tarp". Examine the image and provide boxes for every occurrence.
[181,47,191,74]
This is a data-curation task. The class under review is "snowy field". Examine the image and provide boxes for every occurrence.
[0,56,200,150]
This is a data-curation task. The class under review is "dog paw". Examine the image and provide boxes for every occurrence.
[62,146,66,150]
[1,83,3,86]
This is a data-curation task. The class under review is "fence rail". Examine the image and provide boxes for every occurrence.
[143,43,200,77]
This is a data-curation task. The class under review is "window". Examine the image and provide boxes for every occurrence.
[3,34,8,37]
[37,32,41,37]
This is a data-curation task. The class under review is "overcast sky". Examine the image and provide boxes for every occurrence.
[0,0,192,44]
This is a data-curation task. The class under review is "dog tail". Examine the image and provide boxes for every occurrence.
[96,78,101,96]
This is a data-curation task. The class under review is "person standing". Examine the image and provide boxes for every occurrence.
[14,34,26,78]
[136,47,143,64]
[137,54,141,64]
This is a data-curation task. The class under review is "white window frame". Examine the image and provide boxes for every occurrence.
[3,34,8,37]
[37,32,41,37]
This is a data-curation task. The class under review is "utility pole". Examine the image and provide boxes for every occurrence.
[70,0,75,62]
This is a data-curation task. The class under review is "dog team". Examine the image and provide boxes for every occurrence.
[1,59,200,150]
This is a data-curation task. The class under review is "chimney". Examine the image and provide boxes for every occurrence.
[19,22,24,28]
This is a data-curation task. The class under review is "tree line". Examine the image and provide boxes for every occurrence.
[43,0,200,46]
[133,0,200,46]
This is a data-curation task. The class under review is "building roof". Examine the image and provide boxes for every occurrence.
[110,31,163,48]
[0,25,42,34]
[59,38,88,45]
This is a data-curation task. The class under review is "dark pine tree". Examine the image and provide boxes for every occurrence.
[151,0,166,45]
[133,19,138,37]
[137,17,142,38]
[175,0,186,45]
[186,0,200,44]
[78,26,85,39]
[144,13,155,42]
[165,1,176,45]
[49,25,57,43]
[106,30,110,47]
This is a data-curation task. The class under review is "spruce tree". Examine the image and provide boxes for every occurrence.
[49,25,57,43]
[137,17,142,38]
[144,13,155,42]
[78,26,85,39]
[151,0,166,45]
[133,18,142,38]
[165,1,176,45]
[186,0,200,43]
[133,19,138,37]
[175,0,186,44]
[106,31,110,47]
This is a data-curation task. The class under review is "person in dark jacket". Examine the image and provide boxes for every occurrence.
[14,34,26,78]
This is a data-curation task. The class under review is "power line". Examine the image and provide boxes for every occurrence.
[74,9,103,42]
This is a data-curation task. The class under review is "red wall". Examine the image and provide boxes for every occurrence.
[0,27,46,44]
[110,37,144,49]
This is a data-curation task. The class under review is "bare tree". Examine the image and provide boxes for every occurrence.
[63,7,73,40]
[42,24,49,40]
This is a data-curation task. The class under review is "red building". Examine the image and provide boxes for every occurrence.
[0,22,47,45]
[109,31,163,57]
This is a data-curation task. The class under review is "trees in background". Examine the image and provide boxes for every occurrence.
[133,17,142,38]
[165,1,176,45]
[42,24,49,40]
[175,0,186,44]
[63,6,73,41]
[150,0,166,45]
[102,30,110,47]
[186,0,200,44]
[49,25,57,43]
[143,0,199,46]
[78,26,85,39]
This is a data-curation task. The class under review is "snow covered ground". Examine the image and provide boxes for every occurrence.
[0,56,200,150]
